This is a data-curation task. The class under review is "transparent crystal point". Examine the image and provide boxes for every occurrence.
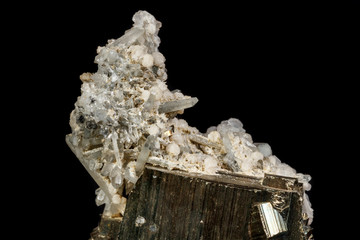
[158,97,198,113]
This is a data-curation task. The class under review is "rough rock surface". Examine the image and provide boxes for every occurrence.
[66,10,313,224]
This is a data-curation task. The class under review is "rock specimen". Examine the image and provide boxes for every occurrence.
[66,10,313,239]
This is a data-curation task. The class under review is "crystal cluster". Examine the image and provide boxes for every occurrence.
[66,11,313,224]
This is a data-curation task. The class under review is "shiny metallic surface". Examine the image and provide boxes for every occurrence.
[259,202,287,237]
[89,166,311,239]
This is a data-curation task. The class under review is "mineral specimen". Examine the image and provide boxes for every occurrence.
[66,10,313,238]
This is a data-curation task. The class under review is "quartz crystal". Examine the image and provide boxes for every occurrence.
[66,10,313,228]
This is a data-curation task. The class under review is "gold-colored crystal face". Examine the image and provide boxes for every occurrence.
[250,202,288,239]
[163,130,172,137]
[258,202,288,237]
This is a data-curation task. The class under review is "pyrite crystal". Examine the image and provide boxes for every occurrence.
[66,11,313,239]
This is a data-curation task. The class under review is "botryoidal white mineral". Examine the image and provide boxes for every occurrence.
[66,11,313,224]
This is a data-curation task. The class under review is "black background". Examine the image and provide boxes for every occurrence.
[5,1,359,239]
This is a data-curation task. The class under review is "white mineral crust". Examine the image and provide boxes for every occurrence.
[67,10,313,224]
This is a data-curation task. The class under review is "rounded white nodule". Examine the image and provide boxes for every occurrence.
[141,54,154,68]
[112,194,121,204]
[166,142,180,156]
[152,52,165,66]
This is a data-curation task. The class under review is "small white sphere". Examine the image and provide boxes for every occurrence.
[148,124,159,135]
[152,52,165,66]
[112,194,121,204]
[141,54,154,68]
[166,142,180,156]
[129,45,147,61]
[204,156,219,174]
[208,131,221,143]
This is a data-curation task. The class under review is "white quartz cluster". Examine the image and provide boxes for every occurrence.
[67,11,313,224]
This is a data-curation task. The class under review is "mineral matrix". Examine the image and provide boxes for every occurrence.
[66,11,313,239]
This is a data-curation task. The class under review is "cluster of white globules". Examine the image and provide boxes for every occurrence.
[67,11,312,223]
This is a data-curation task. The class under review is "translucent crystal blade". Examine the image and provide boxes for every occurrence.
[135,135,156,175]
[112,27,145,46]
[158,97,198,113]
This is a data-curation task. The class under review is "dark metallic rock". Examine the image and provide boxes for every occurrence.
[90,166,309,240]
